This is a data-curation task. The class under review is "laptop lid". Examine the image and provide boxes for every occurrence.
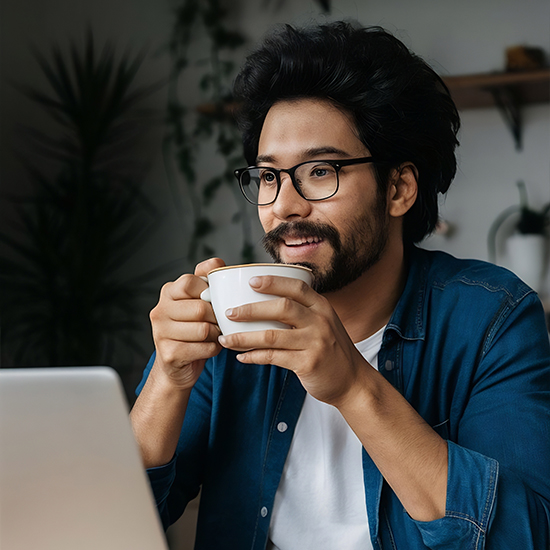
[0,367,168,550]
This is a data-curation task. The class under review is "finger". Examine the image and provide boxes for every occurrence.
[194,257,225,278]
[234,347,290,368]
[154,292,218,325]
[226,295,309,328]
[169,297,218,324]
[248,275,317,307]
[161,258,226,302]
[158,339,222,368]
[157,319,221,343]
[219,327,305,353]
[162,274,208,301]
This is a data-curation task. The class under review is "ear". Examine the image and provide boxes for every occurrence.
[387,163,418,218]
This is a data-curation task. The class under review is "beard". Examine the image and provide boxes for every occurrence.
[262,197,389,294]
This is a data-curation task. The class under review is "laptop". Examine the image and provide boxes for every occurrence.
[0,367,168,550]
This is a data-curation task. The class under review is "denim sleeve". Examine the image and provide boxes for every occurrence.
[145,455,178,513]
[414,292,550,549]
[136,351,214,531]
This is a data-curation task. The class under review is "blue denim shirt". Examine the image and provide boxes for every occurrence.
[138,247,550,549]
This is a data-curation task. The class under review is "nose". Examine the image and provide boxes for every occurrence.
[270,173,312,221]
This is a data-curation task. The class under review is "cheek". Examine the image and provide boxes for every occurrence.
[258,207,272,232]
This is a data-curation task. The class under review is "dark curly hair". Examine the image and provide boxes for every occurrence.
[233,21,460,243]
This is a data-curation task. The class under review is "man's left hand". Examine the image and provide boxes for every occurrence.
[217,274,371,407]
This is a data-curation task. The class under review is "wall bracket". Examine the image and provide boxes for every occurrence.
[489,86,522,150]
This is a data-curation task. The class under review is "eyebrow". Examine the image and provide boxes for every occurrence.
[256,146,353,165]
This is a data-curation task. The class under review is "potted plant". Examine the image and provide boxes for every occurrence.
[0,31,161,394]
[488,180,550,293]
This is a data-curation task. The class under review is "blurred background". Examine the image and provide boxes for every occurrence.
[1,0,549,547]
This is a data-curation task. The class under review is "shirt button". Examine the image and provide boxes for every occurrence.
[261,507,268,517]
[384,360,394,371]
[277,422,288,433]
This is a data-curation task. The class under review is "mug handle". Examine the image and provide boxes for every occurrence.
[199,276,211,302]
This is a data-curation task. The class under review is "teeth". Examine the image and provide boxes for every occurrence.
[285,235,321,246]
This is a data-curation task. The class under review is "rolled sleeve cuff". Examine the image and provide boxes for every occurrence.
[412,441,499,549]
[146,455,178,509]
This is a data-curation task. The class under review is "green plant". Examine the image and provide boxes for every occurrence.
[0,32,160,373]
[515,180,550,234]
[164,0,252,263]
[488,180,550,263]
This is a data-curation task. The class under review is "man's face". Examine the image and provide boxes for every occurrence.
[257,98,390,294]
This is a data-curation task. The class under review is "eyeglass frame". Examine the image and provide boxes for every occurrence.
[233,156,378,206]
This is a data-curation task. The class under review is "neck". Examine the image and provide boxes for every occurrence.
[324,239,408,343]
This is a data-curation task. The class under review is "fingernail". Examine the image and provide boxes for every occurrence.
[225,308,234,318]
[218,335,227,346]
[249,276,261,287]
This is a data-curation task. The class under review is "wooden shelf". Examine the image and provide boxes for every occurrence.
[197,69,550,150]
[442,68,550,150]
[442,68,550,109]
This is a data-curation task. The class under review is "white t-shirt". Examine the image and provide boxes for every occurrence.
[267,327,385,550]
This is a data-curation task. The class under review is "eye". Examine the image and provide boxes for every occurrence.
[259,169,277,186]
[309,163,335,179]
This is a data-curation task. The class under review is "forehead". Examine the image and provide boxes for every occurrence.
[257,98,367,163]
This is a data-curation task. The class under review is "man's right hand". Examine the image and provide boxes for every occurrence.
[149,257,225,391]
[130,257,225,468]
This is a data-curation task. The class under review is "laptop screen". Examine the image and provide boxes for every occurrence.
[0,367,168,550]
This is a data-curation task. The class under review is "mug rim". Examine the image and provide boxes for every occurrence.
[207,263,312,276]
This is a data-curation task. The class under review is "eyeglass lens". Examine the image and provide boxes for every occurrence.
[240,161,339,205]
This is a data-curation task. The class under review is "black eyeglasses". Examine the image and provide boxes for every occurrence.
[234,156,377,206]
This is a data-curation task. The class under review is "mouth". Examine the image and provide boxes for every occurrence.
[284,235,323,247]
[277,232,326,263]
[263,220,340,264]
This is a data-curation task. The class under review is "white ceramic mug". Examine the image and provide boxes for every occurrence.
[200,263,313,335]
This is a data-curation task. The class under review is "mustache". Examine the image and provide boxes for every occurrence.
[262,220,341,259]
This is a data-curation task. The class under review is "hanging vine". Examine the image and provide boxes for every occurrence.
[164,0,254,263]
[164,0,331,264]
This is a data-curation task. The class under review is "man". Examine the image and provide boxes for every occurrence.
[131,22,550,549]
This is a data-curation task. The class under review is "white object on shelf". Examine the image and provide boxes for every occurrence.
[506,233,547,294]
